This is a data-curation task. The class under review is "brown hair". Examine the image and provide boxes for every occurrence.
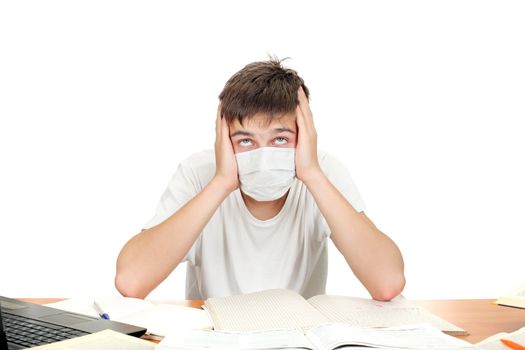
[218,56,309,126]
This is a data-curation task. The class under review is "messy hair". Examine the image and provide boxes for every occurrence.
[218,56,310,126]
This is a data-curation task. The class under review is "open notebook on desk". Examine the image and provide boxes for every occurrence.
[203,289,467,335]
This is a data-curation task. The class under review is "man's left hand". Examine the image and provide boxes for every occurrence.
[295,86,323,184]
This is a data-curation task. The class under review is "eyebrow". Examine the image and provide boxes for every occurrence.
[230,128,296,138]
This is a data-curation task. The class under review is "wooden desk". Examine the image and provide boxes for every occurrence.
[19,298,525,344]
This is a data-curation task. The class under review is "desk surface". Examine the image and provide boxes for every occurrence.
[20,298,525,344]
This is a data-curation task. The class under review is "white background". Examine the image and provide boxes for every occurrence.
[1,1,523,301]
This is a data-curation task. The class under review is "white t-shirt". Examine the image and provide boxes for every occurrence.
[142,149,366,300]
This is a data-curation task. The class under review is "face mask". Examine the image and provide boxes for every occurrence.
[235,147,296,202]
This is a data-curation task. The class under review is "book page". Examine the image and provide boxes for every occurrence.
[203,289,328,331]
[157,328,313,350]
[307,295,467,335]
[31,329,155,350]
[305,323,472,350]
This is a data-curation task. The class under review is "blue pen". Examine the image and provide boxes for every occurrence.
[93,301,110,320]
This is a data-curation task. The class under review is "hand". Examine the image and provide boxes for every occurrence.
[295,87,323,184]
[213,103,239,193]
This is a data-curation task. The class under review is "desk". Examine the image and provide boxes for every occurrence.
[19,298,525,344]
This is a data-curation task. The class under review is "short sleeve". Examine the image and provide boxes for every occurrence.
[142,162,202,264]
[314,151,366,238]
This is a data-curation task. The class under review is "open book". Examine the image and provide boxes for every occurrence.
[203,289,467,335]
[157,323,472,350]
[496,283,525,309]
[46,296,212,338]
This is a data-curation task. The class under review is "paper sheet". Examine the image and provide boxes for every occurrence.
[46,297,212,336]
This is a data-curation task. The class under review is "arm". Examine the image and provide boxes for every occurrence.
[115,105,239,299]
[295,88,405,301]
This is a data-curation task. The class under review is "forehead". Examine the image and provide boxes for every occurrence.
[230,112,297,131]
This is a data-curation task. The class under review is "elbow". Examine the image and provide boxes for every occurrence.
[371,274,406,301]
[114,270,148,299]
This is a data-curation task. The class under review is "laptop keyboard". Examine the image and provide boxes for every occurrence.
[3,313,89,348]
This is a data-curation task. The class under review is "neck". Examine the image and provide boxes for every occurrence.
[241,190,289,221]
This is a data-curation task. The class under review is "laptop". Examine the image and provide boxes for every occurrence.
[0,296,146,349]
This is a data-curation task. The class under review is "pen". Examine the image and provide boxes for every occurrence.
[501,339,525,350]
[93,301,110,320]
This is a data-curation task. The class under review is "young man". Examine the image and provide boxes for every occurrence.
[115,58,405,301]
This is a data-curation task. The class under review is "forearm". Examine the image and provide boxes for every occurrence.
[115,176,231,298]
[303,170,405,300]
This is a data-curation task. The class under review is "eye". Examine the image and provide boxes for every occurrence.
[274,137,288,145]
[239,139,253,147]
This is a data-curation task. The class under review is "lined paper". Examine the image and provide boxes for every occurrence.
[204,289,328,331]
[307,295,467,335]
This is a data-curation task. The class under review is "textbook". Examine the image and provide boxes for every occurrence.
[157,323,473,350]
[496,283,525,309]
[203,289,467,335]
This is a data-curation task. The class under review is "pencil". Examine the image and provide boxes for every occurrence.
[501,339,525,350]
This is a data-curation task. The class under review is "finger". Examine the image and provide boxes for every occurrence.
[215,111,220,133]
[297,87,315,130]
[297,86,309,109]
[216,101,224,132]
[221,115,230,140]
[295,105,307,132]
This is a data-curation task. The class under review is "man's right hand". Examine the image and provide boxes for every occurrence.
[214,103,239,193]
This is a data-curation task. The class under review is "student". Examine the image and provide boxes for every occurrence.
[115,58,405,301]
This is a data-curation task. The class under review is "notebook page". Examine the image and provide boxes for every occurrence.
[307,295,467,335]
[203,289,328,331]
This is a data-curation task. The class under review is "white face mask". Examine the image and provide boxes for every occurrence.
[235,147,296,202]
